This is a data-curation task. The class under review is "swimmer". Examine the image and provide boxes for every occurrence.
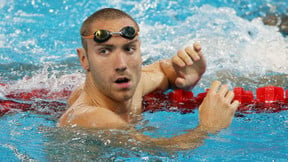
[58,8,240,150]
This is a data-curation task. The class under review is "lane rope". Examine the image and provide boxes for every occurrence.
[1,83,287,116]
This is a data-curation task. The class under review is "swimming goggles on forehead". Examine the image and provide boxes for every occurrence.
[82,26,138,43]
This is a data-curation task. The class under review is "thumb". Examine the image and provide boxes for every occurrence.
[175,77,186,88]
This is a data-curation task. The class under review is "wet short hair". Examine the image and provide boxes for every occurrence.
[80,8,139,50]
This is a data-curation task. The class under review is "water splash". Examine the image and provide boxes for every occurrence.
[140,5,287,89]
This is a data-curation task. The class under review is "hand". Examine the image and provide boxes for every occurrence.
[172,43,206,89]
[198,80,240,133]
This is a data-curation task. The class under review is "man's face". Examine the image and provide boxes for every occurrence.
[85,18,142,102]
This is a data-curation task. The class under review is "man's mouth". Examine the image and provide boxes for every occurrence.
[114,77,131,89]
[115,77,130,84]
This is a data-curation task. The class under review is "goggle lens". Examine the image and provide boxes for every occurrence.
[95,30,111,43]
[120,26,136,39]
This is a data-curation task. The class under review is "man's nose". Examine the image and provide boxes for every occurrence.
[114,51,127,72]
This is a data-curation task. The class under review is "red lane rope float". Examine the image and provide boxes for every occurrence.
[0,83,287,116]
[143,86,288,114]
[0,83,69,116]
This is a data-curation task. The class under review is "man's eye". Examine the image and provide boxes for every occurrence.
[124,46,136,53]
[98,48,110,55]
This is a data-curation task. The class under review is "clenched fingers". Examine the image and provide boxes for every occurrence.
[185,45,200,62]
[193,42,202,52]
[172,43,203,67]
[178,49,193,66]
[172,54,185,67]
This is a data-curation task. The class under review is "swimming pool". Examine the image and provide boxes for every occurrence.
[0,0,287,161]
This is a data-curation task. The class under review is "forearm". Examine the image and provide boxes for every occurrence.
[159,59,178,89]
[133,125,209,151]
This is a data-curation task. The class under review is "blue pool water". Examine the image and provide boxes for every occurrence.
[0,0,288,161]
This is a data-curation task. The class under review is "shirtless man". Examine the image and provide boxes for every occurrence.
[58,8,239,150]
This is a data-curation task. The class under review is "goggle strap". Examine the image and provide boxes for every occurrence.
[110,32,122,35]
[82,35,94,39]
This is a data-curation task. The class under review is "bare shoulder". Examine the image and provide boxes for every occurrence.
[58,105,129,129]
[67,84,84,106]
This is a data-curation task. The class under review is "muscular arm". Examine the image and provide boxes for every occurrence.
[59,81,239,150]
[141,61,169,95]
[132,125,208,151]
[59,105,207,150]
[137,80,239,150]
[59,106,207,150]
[141,43,206,96]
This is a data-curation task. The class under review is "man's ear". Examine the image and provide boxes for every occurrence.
[77,48,90,71]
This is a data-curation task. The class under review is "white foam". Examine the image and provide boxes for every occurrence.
[3,4,287,92]
[141,5,288,77]
[5,67,84,95]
